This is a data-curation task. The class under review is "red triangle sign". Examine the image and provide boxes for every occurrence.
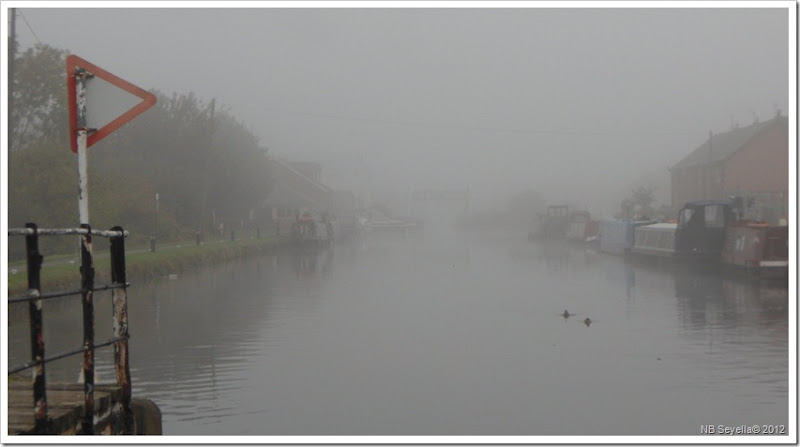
[67,54,156,153]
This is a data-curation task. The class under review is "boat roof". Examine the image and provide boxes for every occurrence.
[638,223,678,230]
[681,200,731,208]
[601,219,658,224]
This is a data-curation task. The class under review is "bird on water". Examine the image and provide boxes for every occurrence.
[584,317,592,327]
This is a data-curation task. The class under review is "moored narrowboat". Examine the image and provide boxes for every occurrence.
[674,200,733,260]
[631,223,677,258]
[584,220,600,242]
[565,210,601,242]
[721,221,788,277]
[630,200,734,262]
[600,219,658,255]
[291,211,334,249]
[566,210,591,241]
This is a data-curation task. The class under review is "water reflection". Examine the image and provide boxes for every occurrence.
[7,234,789,436]
[517,239,788,330]
[669,264,787,330]
[126,251,331,433]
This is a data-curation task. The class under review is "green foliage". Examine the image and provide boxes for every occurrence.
[9,44,69,151]
[616,185,657,219]
[8,144,78,259]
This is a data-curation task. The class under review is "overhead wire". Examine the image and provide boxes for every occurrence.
[257,106,706,138]
[17,10,42,46]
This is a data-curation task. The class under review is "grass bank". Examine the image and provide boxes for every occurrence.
[7,235,290,297]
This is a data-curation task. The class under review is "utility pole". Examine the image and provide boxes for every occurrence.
[200,98,216,241]
[8,8,15,150]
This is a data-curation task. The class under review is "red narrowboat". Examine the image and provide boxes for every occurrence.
[721,221,788,277]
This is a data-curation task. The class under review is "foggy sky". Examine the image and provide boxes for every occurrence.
[9,4,791,216]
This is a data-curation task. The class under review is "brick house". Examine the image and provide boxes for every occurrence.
[669,113,788,224]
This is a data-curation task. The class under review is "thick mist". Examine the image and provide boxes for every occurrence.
[11,6,790,217]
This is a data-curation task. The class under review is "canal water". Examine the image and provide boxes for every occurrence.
[7,229,790,437]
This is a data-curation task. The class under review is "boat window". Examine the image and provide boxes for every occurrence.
[705,205,725,228]
[678,208,694,228]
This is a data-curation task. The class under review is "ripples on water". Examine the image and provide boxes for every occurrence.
[7,231,789,437]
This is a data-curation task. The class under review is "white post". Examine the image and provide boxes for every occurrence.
[76,71,90,224]
[77,132,89,224]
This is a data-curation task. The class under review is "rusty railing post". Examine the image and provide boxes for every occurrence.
[109,226,132,434]
[25,223,49,433]
[79,223,95,435]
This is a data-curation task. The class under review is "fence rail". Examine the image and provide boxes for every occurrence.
[8,227,128,237]
[7,223,132,435]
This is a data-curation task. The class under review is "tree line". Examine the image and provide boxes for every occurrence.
[8,44,274,259]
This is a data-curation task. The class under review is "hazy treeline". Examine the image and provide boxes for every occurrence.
[8,44,274,259]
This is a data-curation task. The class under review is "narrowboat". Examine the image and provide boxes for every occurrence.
[361,209,422,233]
[291,211,334,249]
[584,220,600,243]
[631,223,677,258]
[721,221,788,277]
[599,219,658,255]
[674,200,733,260]
[566,210,600,242]
[630,199,739,264]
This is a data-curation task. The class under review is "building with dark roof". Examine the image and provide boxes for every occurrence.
[261,157,360,233]
[669,113,788,224]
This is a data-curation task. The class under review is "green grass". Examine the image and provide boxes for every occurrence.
[7,236,290,296]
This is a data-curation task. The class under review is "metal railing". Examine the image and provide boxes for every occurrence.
[8,223,132,435]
